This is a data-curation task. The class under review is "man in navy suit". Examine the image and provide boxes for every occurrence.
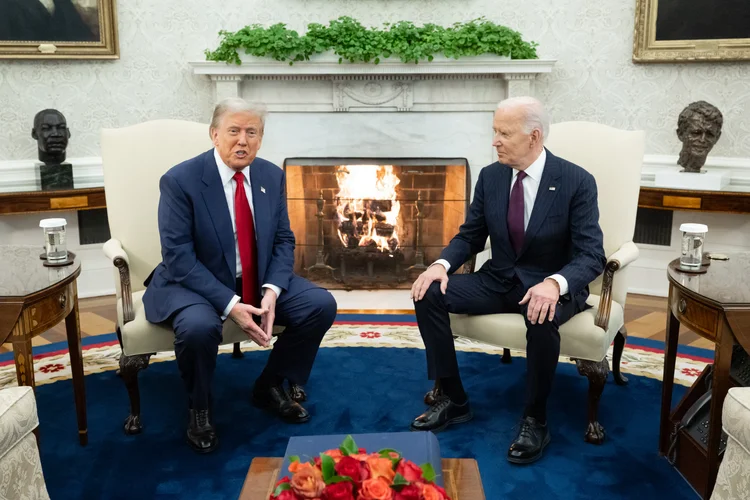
[143,97,337,453]
[409,97,606,464]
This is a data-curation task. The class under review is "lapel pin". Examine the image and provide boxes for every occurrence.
[260,186,266,193]
[549,186,556,191]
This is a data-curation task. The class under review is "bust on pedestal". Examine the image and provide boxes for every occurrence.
[32,109,74,191]
[655,101,729,191]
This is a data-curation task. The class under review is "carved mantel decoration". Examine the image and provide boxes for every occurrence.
[189,55,556,113]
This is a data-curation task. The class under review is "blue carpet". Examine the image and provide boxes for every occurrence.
[36,347,694,499]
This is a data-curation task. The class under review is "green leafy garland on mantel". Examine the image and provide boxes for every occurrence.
[205,16,538,65]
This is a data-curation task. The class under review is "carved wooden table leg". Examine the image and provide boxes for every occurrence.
[65,282,88,446]
[612,326,628,385]
[576,357,609,444]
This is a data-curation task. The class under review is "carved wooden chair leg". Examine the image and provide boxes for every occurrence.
[288,382,307,403]
[501,348,512,364]
[575,357,609,445]
[119,352,152,435]
[232,342,244,359]
[612,327,628,385]
[424,379,442,405]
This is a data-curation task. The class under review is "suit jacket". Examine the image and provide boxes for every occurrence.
[0,0,96,42]
[440,149,606,312]
[142,150,306,324]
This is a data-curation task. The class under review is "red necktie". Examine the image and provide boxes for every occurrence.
[507,170,527,255]
[233,172,259,307]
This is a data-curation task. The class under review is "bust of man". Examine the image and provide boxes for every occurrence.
[32,109,70,165]
[676,101,723,173]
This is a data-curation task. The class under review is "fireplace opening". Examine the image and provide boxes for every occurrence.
[284,158,470,290]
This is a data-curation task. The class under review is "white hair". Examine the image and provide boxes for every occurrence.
[497,96,550,142]
[210,97,268,132]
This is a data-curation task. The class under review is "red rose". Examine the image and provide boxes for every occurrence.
[274,489,300,500]
[395,461,423,483]
[431,484,449,499]
[335,456,362,483]
[393,484,421,500]
[322,481,355,500]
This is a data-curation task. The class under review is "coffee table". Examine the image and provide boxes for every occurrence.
[239,457,485,499]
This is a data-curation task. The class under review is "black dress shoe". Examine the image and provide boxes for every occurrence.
[507,416,550,465]
[410,395,472,432]
[253,384,310,423]
[187,409,218,454]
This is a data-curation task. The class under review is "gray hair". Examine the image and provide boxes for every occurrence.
[497,96,549,142]
[209,97,268,132]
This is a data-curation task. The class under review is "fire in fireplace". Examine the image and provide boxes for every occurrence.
[284,158,470,290]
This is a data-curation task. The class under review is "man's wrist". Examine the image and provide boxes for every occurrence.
[545,277,561,293]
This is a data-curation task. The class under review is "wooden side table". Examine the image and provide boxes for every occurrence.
[0,245,88,445]
[659,253,750,499]
[240,457,485,499]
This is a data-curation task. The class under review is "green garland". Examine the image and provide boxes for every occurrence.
[205,16,538,65]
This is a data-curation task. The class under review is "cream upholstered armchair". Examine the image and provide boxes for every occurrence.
[711,387,750,500]
[446,122,644,444]
[101,120,282,435]
[0,386,49,499]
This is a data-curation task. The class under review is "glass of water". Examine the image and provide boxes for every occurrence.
[39,218,68,262]
[679,223,707,271]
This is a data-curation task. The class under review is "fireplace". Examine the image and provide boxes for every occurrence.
[285,158,470,290]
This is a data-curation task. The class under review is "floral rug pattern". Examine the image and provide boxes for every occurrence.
[0,322,708,389]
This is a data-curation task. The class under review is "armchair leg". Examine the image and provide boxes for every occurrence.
[119,352,151,435]
[232,342,244,358]
[612,327,628,385]
[501,348,512,364]
[575,358,609,445]
[424,379,443,406]
[288,382,307,403]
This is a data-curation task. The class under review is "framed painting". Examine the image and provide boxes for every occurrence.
[0,0,118,59]
[633,0,750,62]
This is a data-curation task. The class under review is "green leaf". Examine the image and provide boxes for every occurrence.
[272,482,291,497]
[420,463,437,483]
[341,435,359,455]
[392,473,409,487]
[327,475,354,484]
[321,453,335,481]
[289,456,300,463]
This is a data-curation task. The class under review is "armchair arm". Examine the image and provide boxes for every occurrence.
[103,238,134,324]
[595,241,639,329]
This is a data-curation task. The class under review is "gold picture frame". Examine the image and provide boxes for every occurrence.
[633,0,750,62]
[0,0,119,60]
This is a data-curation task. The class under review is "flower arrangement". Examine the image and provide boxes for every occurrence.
[270,435,451,500]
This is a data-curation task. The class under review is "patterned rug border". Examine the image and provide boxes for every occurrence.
[0,320,710,390]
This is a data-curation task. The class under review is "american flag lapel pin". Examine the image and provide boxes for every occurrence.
[260,186,266,193]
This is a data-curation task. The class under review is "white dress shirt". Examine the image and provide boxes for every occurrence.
[434,149,570,295]
[214,149,281,319]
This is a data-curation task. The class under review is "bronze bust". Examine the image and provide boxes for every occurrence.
[32,109,71,165]
[676,101,723,173]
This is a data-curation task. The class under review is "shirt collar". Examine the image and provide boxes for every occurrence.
[214,148,250,186]
[513,148,546,182]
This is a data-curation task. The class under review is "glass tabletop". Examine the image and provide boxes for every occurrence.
[0,245,81,298]
[668,252,750,306]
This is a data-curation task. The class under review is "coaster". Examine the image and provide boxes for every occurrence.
[669,259,708,275]
[42,251,76,267]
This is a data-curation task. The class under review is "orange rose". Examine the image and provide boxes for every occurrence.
[291,464,325,499]
[365,457,396,483]
[324,449,345,463]
[421,484,448,500]
[357,477,393,500]
[289,461,322,478]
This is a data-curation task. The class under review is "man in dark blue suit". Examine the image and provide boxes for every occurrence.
[143,97,337,453]
[409,97,606,464]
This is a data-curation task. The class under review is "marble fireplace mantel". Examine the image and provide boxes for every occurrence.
[189,54,556,112]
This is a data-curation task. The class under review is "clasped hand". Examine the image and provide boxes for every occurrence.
[229,289,277,347]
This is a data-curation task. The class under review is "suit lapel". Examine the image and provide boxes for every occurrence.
[201,153,236,275]
[519,151,561,257]
[249,162,271,281]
